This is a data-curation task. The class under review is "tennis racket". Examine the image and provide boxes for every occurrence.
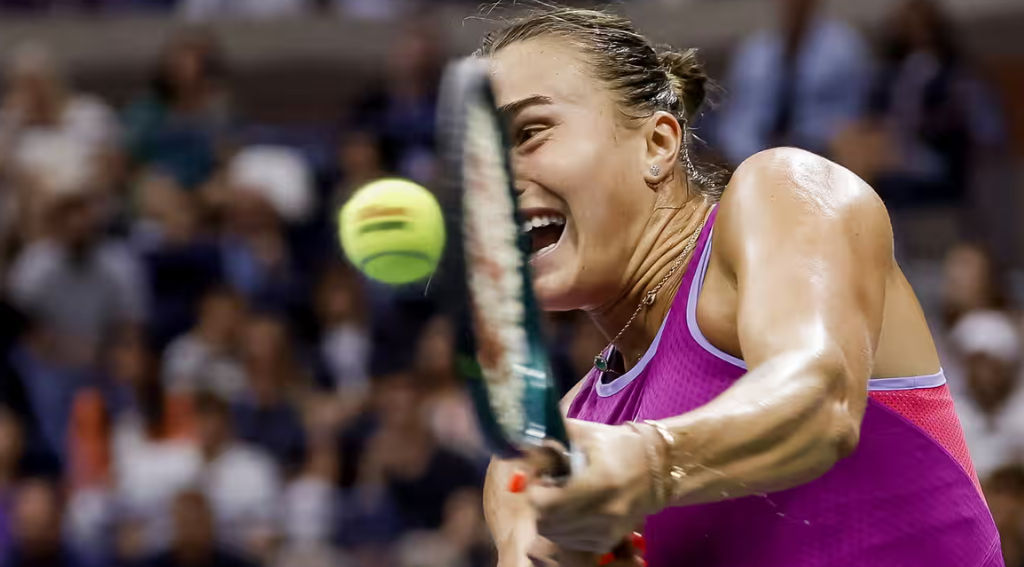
[435,58,646,565]
[436,56,575,475]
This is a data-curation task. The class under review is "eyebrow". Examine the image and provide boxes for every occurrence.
[498,95,554,121]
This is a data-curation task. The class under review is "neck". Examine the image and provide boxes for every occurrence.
[588,195,712,370]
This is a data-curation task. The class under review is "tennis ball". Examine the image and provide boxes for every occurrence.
[338,178,445,285]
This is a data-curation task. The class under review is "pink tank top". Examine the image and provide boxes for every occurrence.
[567,207,1004,566]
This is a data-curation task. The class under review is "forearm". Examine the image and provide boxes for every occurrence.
[647,351,863,507]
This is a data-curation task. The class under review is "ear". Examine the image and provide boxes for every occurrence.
[642,111,683,188]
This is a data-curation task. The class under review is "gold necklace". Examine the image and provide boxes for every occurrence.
[593,212,709,374]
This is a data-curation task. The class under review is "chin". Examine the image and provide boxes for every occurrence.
[532,271,582,312]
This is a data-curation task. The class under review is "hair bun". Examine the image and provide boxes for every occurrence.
[657,47,707,119]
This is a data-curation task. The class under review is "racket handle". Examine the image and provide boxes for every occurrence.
[507,444,586,493]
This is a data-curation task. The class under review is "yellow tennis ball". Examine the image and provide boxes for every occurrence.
[338,178,446,285]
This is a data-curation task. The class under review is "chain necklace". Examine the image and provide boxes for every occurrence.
[593,212,709,374]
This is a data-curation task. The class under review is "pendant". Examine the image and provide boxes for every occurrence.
[594,354,610,372]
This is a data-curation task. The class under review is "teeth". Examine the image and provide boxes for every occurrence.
[520,214,566,233]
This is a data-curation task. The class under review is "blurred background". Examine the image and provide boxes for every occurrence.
[0,0,1022,566]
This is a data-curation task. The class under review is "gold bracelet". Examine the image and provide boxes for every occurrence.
[643,420,687,505]
[627,420,673,509]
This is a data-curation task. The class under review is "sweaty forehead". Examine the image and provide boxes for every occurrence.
[489,37,600,110]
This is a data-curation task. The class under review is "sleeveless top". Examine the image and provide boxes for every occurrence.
[567,207,1004,566]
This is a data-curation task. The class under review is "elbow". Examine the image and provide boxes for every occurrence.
[791,401,861,486]
[798,359,865,474]
[825,401,861,461]
[811,372,864,469]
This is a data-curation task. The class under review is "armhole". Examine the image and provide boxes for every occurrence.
[685,227,747,370]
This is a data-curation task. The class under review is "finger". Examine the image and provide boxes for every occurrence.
[526,480,570,512]
[526,537,559,567]
[530,443,573,479]
[536,518,617,552]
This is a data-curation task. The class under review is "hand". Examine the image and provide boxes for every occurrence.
[526,534,646,567]
[517,419,661,554]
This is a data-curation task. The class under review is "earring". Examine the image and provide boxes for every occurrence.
[649,164,661,177]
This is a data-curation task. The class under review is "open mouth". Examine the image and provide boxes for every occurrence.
[520,212,566,256]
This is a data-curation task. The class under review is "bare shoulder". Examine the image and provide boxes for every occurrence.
[715,148,893,266]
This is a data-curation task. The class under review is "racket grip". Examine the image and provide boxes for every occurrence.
[506,444,580,493]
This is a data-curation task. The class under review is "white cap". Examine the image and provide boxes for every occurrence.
[228,145,314,223]
[951,309,1022,364]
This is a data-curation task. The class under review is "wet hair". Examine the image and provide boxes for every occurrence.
[478,5,730,199]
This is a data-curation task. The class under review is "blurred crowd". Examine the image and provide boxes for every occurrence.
[0,0,1021,566]
[0,0,485,20]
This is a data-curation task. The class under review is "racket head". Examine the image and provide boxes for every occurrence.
[436,56,569,460]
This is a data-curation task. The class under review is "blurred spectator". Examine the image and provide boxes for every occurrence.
[227,146,314,227]
[985,465,1024,567]
[280,398,338,548]
[413,316,484,464]
[334,130,389,198]
[0,408,23,551]
[353,25,441,184]
[941,242,1012,330]
[232,314,307,473]
[161,285,247,399]
[0,326,61,480]
[950,310,1024,478]
[394,488,493,567]
[313,263,370,403]
[833,0,1005,209]
[1,478,88,567]
[0,41,122,243]
[142,490,254,567]
[192,391,281,559]
[123,30,231,190]
[272,544,354,567]
[5,319,90,471]
[548,311,606,396]
[111,351,200,554]
[132,171,225,348]
[356,372,480,533]
[215,147,312,314]
[715,0,871,165]
[6,187,147,370]
[330,0,408,21]
[65,327,192,561]
[179,0,310,21]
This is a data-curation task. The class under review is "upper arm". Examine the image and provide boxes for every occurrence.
[717,148,893,419]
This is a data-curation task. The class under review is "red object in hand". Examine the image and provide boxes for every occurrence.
[508,471,527,493]
[597,553,616,566]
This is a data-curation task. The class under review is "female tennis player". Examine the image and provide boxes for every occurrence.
[480,7,1003,567]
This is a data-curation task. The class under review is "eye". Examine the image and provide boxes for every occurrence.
[515,125,546,147]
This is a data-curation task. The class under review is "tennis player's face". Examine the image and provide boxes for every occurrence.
[491,39,657,310]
